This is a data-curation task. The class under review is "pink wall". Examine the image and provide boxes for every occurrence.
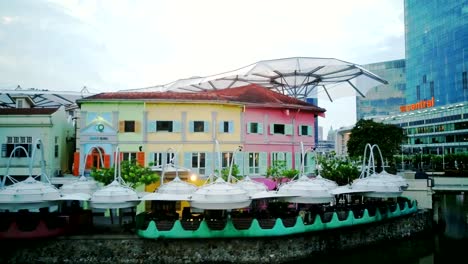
[243,107,318,166]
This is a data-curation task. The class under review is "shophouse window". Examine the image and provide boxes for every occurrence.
[189,121,209,133]
[124,121,135,132]
[219,121,234,133]
[2,136,33,158]
[148,120,181,133]
[156,121,173,132]
[247,122,263,134]
[271,152,288,168]
[270,123,293,135]
[299,125,313,136]
[122,152,137,163]
[152,152,176,166]
[119,120,138,133]
[192,152,206,175]
[248,152,260,174]
[221,152,234,169]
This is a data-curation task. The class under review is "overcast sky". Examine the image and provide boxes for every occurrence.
[0,0,405,136]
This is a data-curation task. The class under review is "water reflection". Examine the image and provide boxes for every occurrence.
[438,193,468,239]
[290,193,468,264]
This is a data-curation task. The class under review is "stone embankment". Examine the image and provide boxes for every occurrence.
[0,210,432,264]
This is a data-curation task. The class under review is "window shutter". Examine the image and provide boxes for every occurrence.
[148,121,156,133]
[73,152,80,175]
[294,152,301,171]
[286,152,293,170]
[133,121,141,133]
[247,122,252,134]
[205,152,213,176]
[307,125,313,136]
[204,121,210,133]
[269,123,275,134]
[244,153,250,174]
[285,124,293,135]
[259,152,267,175]
[136,152,145,166]
[104,154,111,168]
[189,121,194,132]
[184,152,192,169]
[219,121,224,133]
[298,126,303,136]
[228,121,234,133]
[234,152,244,176]
[213,151,222,170]
[306,153,316,174]
[173,121,181,132]
[119,121,125,132]
[278,152,285,160]
[258,123,263,134]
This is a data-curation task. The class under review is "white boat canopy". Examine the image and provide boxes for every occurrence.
[277,175,333,204]
[90,147,140,209]
[190,178,252,210]
[0,139,61,212]
[140,176,197,201]
[236,176,269,196]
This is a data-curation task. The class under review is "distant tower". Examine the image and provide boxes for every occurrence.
[318,126,324,141]
[327,126,335,141]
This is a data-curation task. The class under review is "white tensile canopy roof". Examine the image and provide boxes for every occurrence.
[125,57,388,101]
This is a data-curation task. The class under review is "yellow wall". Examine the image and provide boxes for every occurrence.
[145,102,242,160]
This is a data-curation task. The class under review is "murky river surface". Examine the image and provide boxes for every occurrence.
[291,193,468,264]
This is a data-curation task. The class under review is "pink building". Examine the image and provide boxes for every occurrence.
[212,85,325,176]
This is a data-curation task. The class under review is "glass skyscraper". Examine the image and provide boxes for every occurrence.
[356,59,406,120]
[380,0,468,156]
[405,0,468,106]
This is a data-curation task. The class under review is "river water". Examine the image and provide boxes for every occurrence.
[291,193,468,264]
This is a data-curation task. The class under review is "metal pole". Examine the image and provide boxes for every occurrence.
[442,145,445,170]
[420,146,423,170]
[401,146,404,171]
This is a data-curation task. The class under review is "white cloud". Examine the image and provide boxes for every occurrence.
[1,16,18,25]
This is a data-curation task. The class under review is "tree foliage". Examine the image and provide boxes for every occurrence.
[218,164,243,182]
[318,155,360,185]
[90,160,159,188]
[347,119,405,162]
[266,160,299,180]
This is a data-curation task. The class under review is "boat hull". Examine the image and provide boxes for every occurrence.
[137,200,418,239]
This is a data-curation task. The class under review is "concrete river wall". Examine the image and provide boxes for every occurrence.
[0,210,432,264]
